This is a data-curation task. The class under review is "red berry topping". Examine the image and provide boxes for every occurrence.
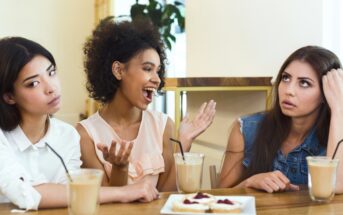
[183,199,199,204]
[193,192,210,199]
[217,199,234,205]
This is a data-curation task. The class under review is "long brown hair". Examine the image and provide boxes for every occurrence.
[244,46,341,178]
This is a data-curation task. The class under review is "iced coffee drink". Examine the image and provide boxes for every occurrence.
[174,153,204,193]
[68,169,103,215]
[306,156,339,202]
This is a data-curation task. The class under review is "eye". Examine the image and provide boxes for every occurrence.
[49,69,56,76]
[143,66,153,72]
[281,73,290,82]
[299,79,311,88]
[26,81,39,88]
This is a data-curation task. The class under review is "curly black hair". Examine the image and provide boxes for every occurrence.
[83,17,167,103]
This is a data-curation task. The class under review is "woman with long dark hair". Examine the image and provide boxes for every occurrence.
[220,46,343,193]
[0,37,160,210]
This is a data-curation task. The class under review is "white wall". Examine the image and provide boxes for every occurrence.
[186,0,323,77]
[185,0,326,189]
[0,0,94,125]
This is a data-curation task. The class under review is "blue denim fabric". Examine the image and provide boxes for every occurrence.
[240,112,326,185]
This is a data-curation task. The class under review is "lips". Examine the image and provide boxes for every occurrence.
[281,100,296,109]
[48,95,61,106]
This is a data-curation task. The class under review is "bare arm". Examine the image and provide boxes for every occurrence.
[219,120,245,188]
[322,69,343,193]
[219,120,299,193]
[35,180,159,208]
[35,184,67,208]
[76,124,125,186]
[156,118,177,192]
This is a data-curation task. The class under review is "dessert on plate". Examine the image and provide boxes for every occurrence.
[171,192,243,214]
[185,192,216,205]
[210,198,242,213]
[172,198,209,213]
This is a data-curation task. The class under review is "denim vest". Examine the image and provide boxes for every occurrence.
[240,112,326,185]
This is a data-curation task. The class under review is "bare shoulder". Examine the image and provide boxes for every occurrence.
[226,119,244,153]
[163,117,174,142]
[75,123,92,142]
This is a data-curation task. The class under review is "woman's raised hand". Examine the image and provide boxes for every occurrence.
[178,100,216,151]
[245,170,300,193]
[323,68,343,114]
[97,140,133,167]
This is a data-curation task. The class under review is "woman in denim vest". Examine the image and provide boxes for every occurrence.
[220,46,343,193]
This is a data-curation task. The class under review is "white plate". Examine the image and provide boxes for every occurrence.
[160,194,256,215]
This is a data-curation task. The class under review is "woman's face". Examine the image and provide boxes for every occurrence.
[117,48,161,110]
[278,60,322,119]
[5,55,61,117]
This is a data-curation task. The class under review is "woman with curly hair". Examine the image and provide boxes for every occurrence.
[76,17,216,191]
[0,36,161,210]
[220,46,343,194]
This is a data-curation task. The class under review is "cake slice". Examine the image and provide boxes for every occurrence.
[172,199,209,213]
[210,198,242,213]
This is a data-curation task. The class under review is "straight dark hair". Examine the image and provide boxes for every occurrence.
[0,37,56,131]
[244,46,342,178]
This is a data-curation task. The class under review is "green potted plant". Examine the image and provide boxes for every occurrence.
[129,0,185,50]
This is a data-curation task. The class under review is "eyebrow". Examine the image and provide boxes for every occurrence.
[282,71,315,82]
[142,61,156,66]
[22,63,54,83]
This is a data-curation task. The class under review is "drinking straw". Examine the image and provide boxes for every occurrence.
[332,139,343,160]
[45,142,73,182]
[169,138,186,162]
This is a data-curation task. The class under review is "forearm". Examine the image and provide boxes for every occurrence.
[34,184,67,208]
[109,165,128,186]
[157,165,177,192]
[327,111,343,193]
[99,186,124,203]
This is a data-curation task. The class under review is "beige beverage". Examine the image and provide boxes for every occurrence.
[174,153,204,193]
[68,169,103,215]
[307,156,339,202]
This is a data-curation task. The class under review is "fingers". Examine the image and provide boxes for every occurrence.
[109,141,117,157]
[97,143,109,160]
[257,171,293,193]
[272,171,290,190]
[120,141,133,164]
[287,183,300,191]
[197,101,207,115]
[138,181,160,203]
[197,100,216,119]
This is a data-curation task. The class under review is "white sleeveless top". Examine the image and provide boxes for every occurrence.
[79,109,168,187]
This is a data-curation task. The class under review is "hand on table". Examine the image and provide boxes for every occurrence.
[119,180,159,203]
[245,170,299,193]
[178,100,216,151]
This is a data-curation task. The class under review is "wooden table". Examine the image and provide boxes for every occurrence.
[163,77,273,131]
[1,187,342,214]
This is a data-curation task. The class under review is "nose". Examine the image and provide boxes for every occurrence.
[150,71,161,86]
[44,79,56,95]
[285,81,296,96]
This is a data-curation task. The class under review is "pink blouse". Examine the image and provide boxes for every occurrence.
[79,110,168,187]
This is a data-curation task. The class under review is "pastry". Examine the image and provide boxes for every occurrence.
[210,198,242,213]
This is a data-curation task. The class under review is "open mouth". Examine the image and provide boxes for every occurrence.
[143,87,156,101]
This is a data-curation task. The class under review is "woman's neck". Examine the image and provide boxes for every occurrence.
[20,114,49,144]
[100,96,142,127]
[289,110,319,142]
